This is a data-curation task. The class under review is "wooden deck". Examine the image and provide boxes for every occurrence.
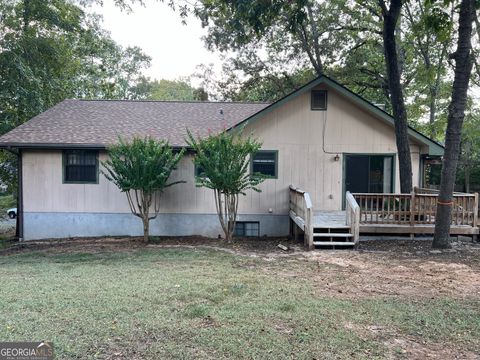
[313,211,348,228]
[311,210,479,235]
[290,185,479,250]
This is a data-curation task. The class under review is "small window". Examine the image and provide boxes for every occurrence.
[63,150,98,183]
[193,164,205,177]
[311,90,327,110]
[252,151,277,178]
[234,222,260,237]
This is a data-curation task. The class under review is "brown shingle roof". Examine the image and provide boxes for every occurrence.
[0,99,270,148]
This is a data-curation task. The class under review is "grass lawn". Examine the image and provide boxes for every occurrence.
[0,239,479,359]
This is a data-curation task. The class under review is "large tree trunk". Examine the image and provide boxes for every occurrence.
[380,0,413,193]
[433,0,475,249]
[463,141,471,193]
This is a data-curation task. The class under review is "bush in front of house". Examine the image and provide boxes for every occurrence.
[186,128,265,242]
[102,137,185,242]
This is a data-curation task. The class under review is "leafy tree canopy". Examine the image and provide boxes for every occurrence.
[182,0,464,141]
[0,0,151,135]
[0,0,151,192]
[133,77,209,101]
[185,128,265,241]
[102,137,185,242]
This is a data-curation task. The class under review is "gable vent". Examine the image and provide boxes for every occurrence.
[311,90,327,110]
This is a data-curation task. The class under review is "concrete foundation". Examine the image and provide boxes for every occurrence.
[23,212,289,240]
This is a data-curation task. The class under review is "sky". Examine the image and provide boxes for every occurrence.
[90,0,223,85]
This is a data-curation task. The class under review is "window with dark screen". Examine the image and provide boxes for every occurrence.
[234,222,260,237]
[252,151,277,178]
[63,150,98,183]
[311,90,327,110]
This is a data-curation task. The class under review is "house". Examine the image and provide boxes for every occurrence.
[0,75,450,241]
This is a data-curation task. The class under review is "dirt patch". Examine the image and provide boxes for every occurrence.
[295,248,480,299]
[383,336,479,360]
[345,321,480,360]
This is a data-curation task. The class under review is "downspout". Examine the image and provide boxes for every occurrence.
[5,148,23,241]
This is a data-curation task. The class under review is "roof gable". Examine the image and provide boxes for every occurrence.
[228,75,444,156]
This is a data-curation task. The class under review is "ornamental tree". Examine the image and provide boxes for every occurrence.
[102,137,185,242]
[186,129,265,242]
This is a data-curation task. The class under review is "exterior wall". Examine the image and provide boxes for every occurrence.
[241,84,423,212]
[22,84,425,240]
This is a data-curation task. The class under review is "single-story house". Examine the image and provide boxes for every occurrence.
[0,75,446,241]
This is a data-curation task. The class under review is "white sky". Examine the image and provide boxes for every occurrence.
[90,0,223,85]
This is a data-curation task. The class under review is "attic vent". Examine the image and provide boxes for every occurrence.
[311,90,327,110]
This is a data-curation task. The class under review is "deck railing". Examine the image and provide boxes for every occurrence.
[353,190,479,227]
[345,191,360,244]
[289,185,314,249]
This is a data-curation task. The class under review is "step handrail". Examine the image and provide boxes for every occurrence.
[289,185,314,250]
[345,191,360,244]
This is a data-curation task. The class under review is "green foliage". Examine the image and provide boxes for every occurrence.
[0,0,151,193]
[0,195,16,211]
[102,137,185,241]
[187,0,458,143]
[185,129,264,195]
[102,137,184,194]
[456,106,480,191]
[185,128,265,241]
[0,152,18,195]
[138,78,209,101]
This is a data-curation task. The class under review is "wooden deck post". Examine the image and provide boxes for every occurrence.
[306,206,314,250]
[474,193,479,228]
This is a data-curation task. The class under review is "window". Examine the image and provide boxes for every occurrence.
[311,90,327,110]
[344,154,394,194]
[63,150,98,183]
[234,222,260,237]
[194,164,206,177]
[252,151,277,178]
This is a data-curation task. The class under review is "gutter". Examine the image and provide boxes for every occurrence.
[0,142,192,152]
[0,143,107,150]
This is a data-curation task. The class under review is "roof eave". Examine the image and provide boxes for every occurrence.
[0,142,191,152]
[0,142,108,150]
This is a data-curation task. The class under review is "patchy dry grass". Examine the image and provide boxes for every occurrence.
[0,240,479,359]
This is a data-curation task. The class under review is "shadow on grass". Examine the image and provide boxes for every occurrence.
[1,246,223,265]
[0,236,16,250]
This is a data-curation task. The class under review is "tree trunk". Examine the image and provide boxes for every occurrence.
[433,0,474,249]
[464,141,471,193]
[465,166,470,193]
[380,0,413,193]
[142,216,149,243]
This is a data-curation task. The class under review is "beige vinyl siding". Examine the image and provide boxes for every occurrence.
[22,84,424,215]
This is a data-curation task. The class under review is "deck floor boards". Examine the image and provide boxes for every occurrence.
[313,211,348,228]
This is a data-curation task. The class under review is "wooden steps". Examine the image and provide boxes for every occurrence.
[312,224,354,249]
[314,241,356,246]
[314,233,353,238]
